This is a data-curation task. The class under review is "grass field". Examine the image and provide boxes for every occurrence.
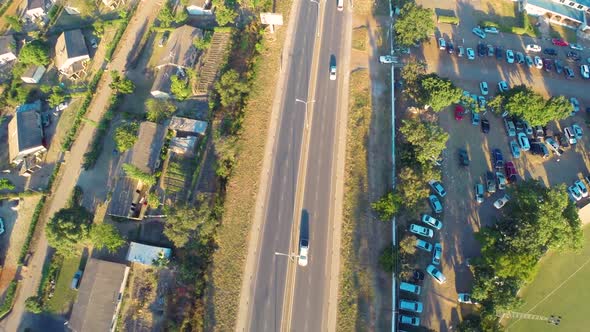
[352,27,368,51]
[549,23,578,43]
[504,226,590,331]
[45,253,83,314]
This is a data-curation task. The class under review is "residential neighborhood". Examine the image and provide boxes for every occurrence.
[0,0,589,331]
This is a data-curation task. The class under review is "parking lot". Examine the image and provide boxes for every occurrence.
[401,3,590,331]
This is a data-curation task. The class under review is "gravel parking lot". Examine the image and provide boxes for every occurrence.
[404,4,590,331]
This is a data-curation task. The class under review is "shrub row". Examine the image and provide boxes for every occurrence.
[18,197,46,265]
[60,69,104,151]
[0,0,14,19]
[438,15,459,25]
[0,281,18,319]
[105,3,139,62]
[82,94,120,170]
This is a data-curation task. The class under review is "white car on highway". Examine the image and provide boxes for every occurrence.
[330,64,337,80]
[526,44,541,53]
[298,239,309,266]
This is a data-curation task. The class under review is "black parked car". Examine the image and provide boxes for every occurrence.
[543,59,553,72]
[447,43,454,54]
[481,119,490,133]
[555,59,564,74]
[543,48,557,56]
[566,51,581,61]
[495,46,503,59]
[565,66,575,79]
[478,43,486,57]
[459,149,470,166]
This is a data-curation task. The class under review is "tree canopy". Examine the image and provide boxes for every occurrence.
[393,2,434,47]
[215,69,249,109]
[122,163,156,186]
[396,166,430,211]
[170,75,191,100]
[504,87,572,126]
[401,61,427,102]
[45,205,92,256]
[0,178,15,191]
[164,199,212,248]
[145,98,176,123]
[47,86,69,108]
[213,1,238,27]
[90,223,125,253]
[371,191,402,222]
[114,122,139,152]
[109,71,135,94]
[5,15,22,32]
[18,40,50,66]
[419,75,462,112]
[158,1,175,27]
[399,118,449,166]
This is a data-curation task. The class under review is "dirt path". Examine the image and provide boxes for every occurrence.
[0,1,163,330]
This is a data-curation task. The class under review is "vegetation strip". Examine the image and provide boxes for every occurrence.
[18,197,47,265]
[0,281,18,319]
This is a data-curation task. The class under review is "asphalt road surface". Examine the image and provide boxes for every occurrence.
[247,1,318,331]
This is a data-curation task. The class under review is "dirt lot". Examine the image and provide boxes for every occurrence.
[118,264,173,331]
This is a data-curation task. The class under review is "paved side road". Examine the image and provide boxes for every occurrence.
[0,1,163,330]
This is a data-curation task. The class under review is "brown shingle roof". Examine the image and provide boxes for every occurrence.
[55,29,89,71]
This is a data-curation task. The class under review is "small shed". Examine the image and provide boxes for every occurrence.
[186,0,213,15]
[169,136,197,155]
[168,116,208,136]
[126,242,172,266]
[21,65,46,84]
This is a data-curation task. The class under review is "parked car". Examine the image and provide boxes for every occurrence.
[426,264,447,284]
[429,195,443,213]
[510,140,521,158]
[495,46,503,59]
[565,66,575,79]
[487,44,494,56]
[545,137,562,156]
[438,38,446,50]
[483,26,499,34]
[481,119,490,133]
[564,127,577,144]
[479,81,489,95]
[447,43,454,54]
[525,55,533,67]
[526,44,541,52]
[504,118,516,137]
[531,142,549,158]
[505,161,518,183]
[552,38,569,47]
[572,124,583,140]
[399,315,420,327]
[570,43,583,51]
[400,300,424,313]
[478,96,486,108]
[494,194,510,209]
[410,224,434,238]
[517,132,530,151]
[432,243,443,265]
[455,105,464,121]
[90,38,98,49]
[506,49,515,63]
[428,180,447,197]
[472,27,486,39]
[534,56,543,69]
[516,51,525,64]
[496,172,507,190]
[467,48,475,60]
[379,55,396,63]
[158,31,170,47]
[570,97,580,114]
[474,183,484,203]
[543,48,557,56]
[523,121,533,136]
[543,58,553,72]
[459,149,470,166]
[581,64,590,79]
[471,111,480,126]
[422,214,443,230]
[555,59,564,74]
[568,185,583,201]
[415,238,434,252]
[71,270,82,290]
[458,293,477,304]
[498,80,508,92]
[575,179,589,198]
[492,148,504,169]
[567,51,581,60]
[0,217,4,235]
[458,46,465,57]
[477,43,486,57]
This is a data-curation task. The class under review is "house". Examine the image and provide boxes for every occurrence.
[150,65,177,99]
[524,0,590,31]
[102,0,126,9]
[0,35,17,65]
[21,65,46,84]
[170,136,197,155]
[68,259,130,332]
[168,116,208,136]
[107,122,167,219]
[25,0,47,20]
[55,29,90,79]
[126,242,172,266]
[8,100,46,165]
[186,0,213,15]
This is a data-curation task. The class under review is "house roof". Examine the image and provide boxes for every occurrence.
[156,25,202,69]
[526,0,586,22]
[151,65,177,96]
[170,136,197,155]
[126,242,172,266]
[27,0,45,10]
[125,122,167,174]
[169,116,207,136]
[55,29,89,71]
[68,259,129,332]
[0,35,15,56]
[8,101,43,162]
[187,0,210,8]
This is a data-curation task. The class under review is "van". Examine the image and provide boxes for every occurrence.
[337,0,343,11]
[399,299,423,313]
[399,282,421,295]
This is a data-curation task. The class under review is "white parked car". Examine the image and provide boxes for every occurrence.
[570,43,583,51]
[564,127,577,145]
[483,26,499,34]
[428,180,446,197]
[568,185,583,201]
[534,56,543,69]
[438,38,446,50]
[458,293,478,304]
[526,44,542,53]
[399,315,420,327]
[426,264,447,284]
[572,123,583,140]
[494,194,510,209]
[429,194,443,214]
[570,97,580,114]
[415,239,433,252]
[0,217,4,235]
[581,64,590,79]
[575,179,589,198]
[410,224,434,238]
[57,102,69,111]
[517,132,530,151]
[422,214,443,230]
[432,243,442,265]
[379,55,397,64]
[480,81,489,95]
[399,300,424,313]
[497,80,508,92]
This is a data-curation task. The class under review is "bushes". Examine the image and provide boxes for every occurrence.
[0,281,18,319]
[105,4,138,62]
[18,197,46,265]
[83,95,120,170]
[122,164,156,186]
[438,15,459,25]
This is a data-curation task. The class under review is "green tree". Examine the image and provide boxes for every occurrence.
[420,75,462,111]
[47,86,69,108]
[399,118,449,166]
[214,3,238,27]
[214,136,238,179]
[215,69,249,109]
[122,163,156,186]
[145,98,176,123]
[398,235,417,256]
[170,75,191,100]
[24,297,43,314]
[378,244,396,273]
[401,60,426,101]
[396,167,430,210]
[393,2,434,47]
[69,0,97,17]
[92,19,105,37]
[109,71,135,94]
[114,123,139,152]
[164,200,211,248]
[158,2,175,28]
[372,191,402,222]
[45,206,92,256]
[5,15,22,32]
[193,33,212,51]
[147,192,160,208]
[18,40,50,66]
[90,223,125,253]
[0,178,15,190]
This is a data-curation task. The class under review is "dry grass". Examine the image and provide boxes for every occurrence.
[352,27,368,51]
[337,69,372,331]
[549,23,578,43]
[209,0,293,330]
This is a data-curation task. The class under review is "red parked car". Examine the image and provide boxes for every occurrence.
[455,105,464,121]
[505,161,518,183]
[552,38,569,47]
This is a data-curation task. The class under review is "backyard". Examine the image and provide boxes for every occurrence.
[43,253,84,314]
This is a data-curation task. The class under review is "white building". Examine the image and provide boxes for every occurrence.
[21,65,46,84]
[524,0,590,31]
[126,242,172,266]
[0,35,17,65]
[186,0,213,15]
